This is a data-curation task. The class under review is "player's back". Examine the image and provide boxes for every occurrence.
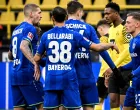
[10,22,38,85]
[38,26,92,90]
[65,19,99,79]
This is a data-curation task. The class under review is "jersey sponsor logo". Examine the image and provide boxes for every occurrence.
[27,32,34,40]
[75,52,89,59]
[48,64,71,70]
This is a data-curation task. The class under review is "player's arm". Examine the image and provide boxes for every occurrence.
[8,50,13,60]
[121,61,133,70]
[114,46,130,67]
[89,26,116,69]
[90,42,119,53]
[20,40,37,65]
[114,27,132,67]
[34,33,46,64]
[8,44,13,60]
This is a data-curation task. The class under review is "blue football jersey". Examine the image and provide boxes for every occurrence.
[65,19,100,78]
[122,34,140,88]
[9,22,38,85]
[37,26,92,90]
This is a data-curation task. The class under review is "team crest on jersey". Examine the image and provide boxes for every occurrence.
[132,43,136,49]
[126,33,132,39]
[27,32,34,40]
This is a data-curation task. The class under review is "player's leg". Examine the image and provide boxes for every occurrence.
[62,89,81,110]
[120,70,131,107]
[43,90,62,110]
[19,81,44,110]
[11,85,27,110]
[79,78,99,110]
[95,77,108,110]
[108,73,120,108]
[123,87,135,110]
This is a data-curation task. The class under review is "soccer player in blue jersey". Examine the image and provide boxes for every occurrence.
[65,1,123,110]
[8,4,43,110]
[120,12,140,110]
[34,6,119,110]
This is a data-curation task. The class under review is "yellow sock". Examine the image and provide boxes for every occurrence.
[111,107,120,110]
[94,105,102,110]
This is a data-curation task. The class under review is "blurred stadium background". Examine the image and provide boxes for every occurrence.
[0,0,140,109]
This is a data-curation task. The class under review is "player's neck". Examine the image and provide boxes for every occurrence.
[24,18,33,25]
[55,22,65,27]
[132,29,140,37]
[68,15,80,20]
[113,17,123,27]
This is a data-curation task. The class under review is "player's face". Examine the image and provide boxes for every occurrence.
[104,8,116,23]
[125,16,137,34]
[32,8,42,25]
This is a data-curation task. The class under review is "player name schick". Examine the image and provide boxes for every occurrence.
[48,33,73,39]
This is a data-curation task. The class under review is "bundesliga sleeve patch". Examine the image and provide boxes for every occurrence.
[27,32,34,41]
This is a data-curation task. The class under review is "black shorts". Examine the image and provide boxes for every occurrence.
[108,70,131,95]
[97,77,108,99]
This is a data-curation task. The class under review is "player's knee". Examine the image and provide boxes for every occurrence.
[110,98,120,108]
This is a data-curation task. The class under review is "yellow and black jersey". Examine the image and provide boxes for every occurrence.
[108,21,132,67]
[100,34,109,43]
[99,21,132,77]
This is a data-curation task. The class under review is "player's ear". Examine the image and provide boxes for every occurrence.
[51,16,55,22]
[30,11,33,18]
[135,21,140,28]
[65,15,68,20]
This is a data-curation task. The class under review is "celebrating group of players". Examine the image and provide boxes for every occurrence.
[8,1,140,110]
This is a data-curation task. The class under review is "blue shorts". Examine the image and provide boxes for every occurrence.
[124,87,135,108]
[11,81,44,108]
[79,78,99,106]
[44,89,81,109]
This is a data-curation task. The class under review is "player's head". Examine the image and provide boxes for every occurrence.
[67,1,84,20]
[51,6,67,23]
[104,2,120,23]
[97,19,110,36]
[23,4,42,25]
[125,12,140,36]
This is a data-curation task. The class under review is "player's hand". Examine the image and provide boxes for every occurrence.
[103,68,112,76]
[111,44,119,54]
[104,74,110,88]
[34,64,41,81]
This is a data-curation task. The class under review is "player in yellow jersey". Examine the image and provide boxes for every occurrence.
[95,19,111,110]
[104,2,132,110]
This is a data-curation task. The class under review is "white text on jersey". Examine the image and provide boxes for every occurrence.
[12,28,23,36]
[75,52,89,59]
[65,24,86,29]
[48,33,73,39]
[48,64,71,70]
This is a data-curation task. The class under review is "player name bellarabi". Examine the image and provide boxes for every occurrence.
[48,33,73,39]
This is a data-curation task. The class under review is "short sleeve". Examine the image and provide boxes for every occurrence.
[89,25,100,44]
[74,32,92,49]
[23,26,36,42]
